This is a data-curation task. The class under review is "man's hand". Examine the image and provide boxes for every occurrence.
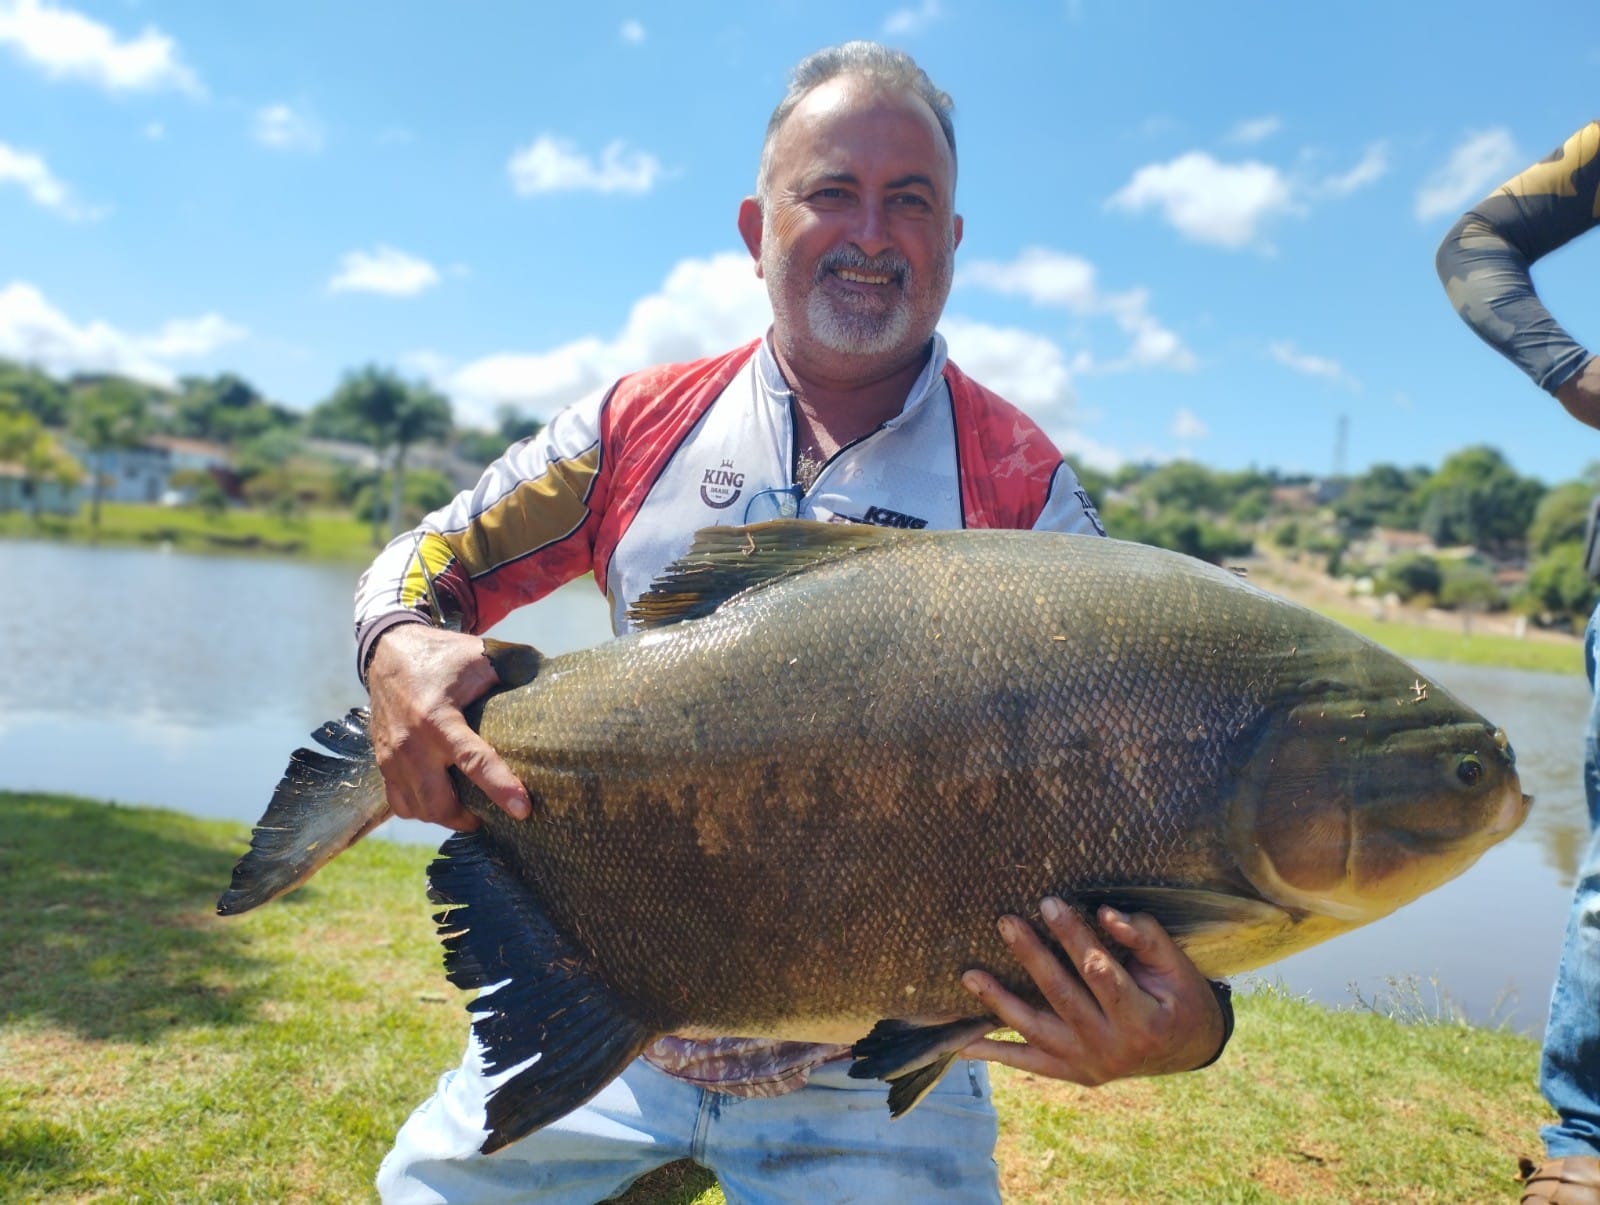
[960,896,1224,1084]
[1556,356,1600,430]
[366,623,531,831]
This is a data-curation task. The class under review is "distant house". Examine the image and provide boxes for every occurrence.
[1355,527,1437,562]
[0,463,80,515]
[65,436,238,505]
[1270,484,1319,512]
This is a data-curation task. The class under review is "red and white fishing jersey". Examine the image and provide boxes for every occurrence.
[355,332,1103,664]
[352,332,1104,1096]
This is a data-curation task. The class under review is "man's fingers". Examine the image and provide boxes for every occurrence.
[959,1035,1080,1079]
[1035,897,1141,1018]
[1100,906,1183,974]
[450,729,531,820]
[385,764,482,831]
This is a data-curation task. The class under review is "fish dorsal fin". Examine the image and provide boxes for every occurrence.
[627,519,915,629]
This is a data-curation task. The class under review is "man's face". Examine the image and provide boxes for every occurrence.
[743,78,962,373]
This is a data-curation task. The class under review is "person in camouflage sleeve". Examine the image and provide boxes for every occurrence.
[1437,120,1600,1205]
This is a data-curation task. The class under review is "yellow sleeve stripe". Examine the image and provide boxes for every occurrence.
[399,531,460,614]
[444,443,603,579]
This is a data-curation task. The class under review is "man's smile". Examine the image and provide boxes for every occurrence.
[834,267,895,285]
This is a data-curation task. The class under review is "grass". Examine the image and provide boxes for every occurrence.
[1312,603,1583,678]
[0,502,377,561]
[0,791,1552,1203]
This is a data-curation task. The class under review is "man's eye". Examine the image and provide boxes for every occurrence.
[891,193,931,208]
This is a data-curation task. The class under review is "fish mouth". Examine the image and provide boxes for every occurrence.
[1488,790,1533,839]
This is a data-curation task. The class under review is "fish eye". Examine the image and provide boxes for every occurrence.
[1455,755,1484,787]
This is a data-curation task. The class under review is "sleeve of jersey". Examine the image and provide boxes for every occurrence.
[352,389,610,676]
[1031,461,1107,538]
[1435,120,1600,394]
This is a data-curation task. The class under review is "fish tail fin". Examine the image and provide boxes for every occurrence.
[428,833,655,1153]
[849,1017,994,1118]
[216,709,389,916]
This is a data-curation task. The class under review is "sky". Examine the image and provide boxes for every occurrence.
[2,0,1598,485]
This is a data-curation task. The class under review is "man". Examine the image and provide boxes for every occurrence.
[359,42,1231,1203]
[1437,121,1600,1205]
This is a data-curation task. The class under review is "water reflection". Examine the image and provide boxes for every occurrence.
[1,540,1588,1036]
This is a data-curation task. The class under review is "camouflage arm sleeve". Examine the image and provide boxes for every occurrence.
[1435,121,1600,393]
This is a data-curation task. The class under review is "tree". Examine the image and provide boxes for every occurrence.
[1528,481,1594,558]
[173,373,297,444]
[1333,463,1429,534]
[1522,544,1598,625]
[387,384,453,537]
[67,380,148,529]
[1378,553,1443,603]
[0,360,68,426]
[1415,445,1544,553]
[0,395,82,519]
[315,367,452,545]
[1136,460,1230,514]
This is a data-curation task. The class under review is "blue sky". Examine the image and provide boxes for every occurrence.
[2,0,1598,485]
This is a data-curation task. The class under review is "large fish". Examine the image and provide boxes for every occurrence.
[218,521,1528,1153]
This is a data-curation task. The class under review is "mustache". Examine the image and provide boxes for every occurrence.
[814,245,910,285]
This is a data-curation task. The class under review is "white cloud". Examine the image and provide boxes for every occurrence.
[507,135,662,196]
[960,247,1099,309]
[0,0,201,95]
[940,317,1076,423]
[254,103,324,153]
[620,19,645,44]
[958,247,1195,373]
[447,251,769,426]
[0,140,100,220]
[1170,408,1208,441]
[1228,116,1281,144]
[1318,142,1389,197]
[1415,128,1520,221]
[328,246,441,298]
[1269,340,1360,390]
[0,281,244,386]
[883,0,942,36]
[1107,151,1297,250]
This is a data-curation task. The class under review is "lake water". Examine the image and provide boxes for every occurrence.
[1,539,1589,1037]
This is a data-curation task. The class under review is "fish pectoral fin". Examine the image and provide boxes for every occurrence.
[428,833,654,1154]
[627,520,917,629]
[481,638,543,689]
[1071,887,1296,969]
[848,1017,994,1118]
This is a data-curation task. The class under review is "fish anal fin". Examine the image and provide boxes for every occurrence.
[849,1016,994,1119]
[427,833,656,1153]
[627,519,917,629]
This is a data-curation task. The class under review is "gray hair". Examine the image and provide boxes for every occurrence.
[755,41,956,208]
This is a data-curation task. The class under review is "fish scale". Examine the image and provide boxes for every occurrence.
[219,519,1528,1152]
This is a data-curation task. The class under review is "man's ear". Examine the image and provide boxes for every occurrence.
[737,197,764,276]
[953,213,964,251]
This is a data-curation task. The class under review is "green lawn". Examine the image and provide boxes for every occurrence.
[0,502,377,561]
[0,792,1551,1203]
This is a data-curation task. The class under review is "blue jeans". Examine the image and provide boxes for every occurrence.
[376,1042,1002,1203]
[1541,602,1600,1158]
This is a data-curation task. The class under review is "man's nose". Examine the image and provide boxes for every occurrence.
[850,199,894,258]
